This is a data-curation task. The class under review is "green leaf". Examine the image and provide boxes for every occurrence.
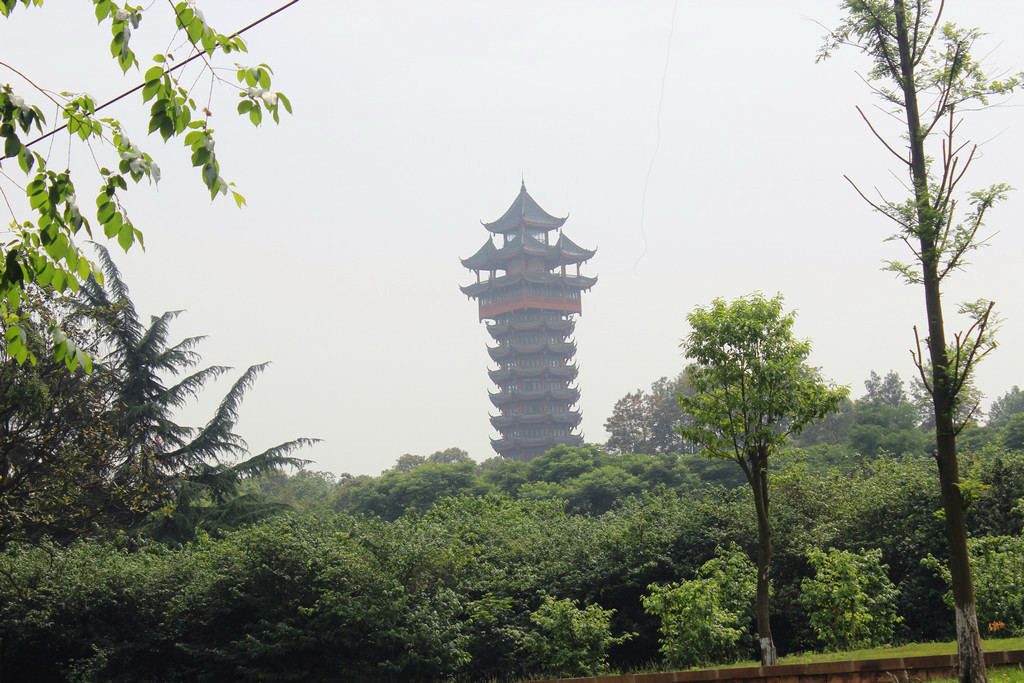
[79,348,92,374]
[44,232,68,261]
[142,80,161,102]
[145,65,164,82]
[202,163,217,188]
[17,148,32,173]
[4,134,21,158]
[36,262,54,287]
[175,5,193,29]
[94,0,110,22]
[117,223,134,251]
[248,106,261,126]
[232,191,246,208]
[97,200,116,223]
[104,212,123,238]
[77,258,91,281]
[186,17,203,43]
[278,93,292,114]
[51,269,66,292]
[29,189,48,210]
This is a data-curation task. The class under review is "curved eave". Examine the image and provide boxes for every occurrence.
[491,435,560,449]
[488,364,579,383]
[465,232,594,271]
[462,272,598,298]
[460,239,498,269]
[488,387,581,406]
[483,184,567,234]
[487,318,575,339]
[555,233,597,263]
[487,341,577,360]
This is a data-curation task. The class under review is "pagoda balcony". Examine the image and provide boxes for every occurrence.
[479,293,581,321]
[487,341,577,361]
[489,433,584,457]
[489,413,553,429]
[488,387,581,407]
[488,364,579,383]
[486,318,575,339]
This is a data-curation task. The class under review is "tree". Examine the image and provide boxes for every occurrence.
[605,374,696,456]
[864,370,907,408]
[800,547,900,651]
[1,1,291,366]
[988,387,1024,430]
[642,545,756,669]
[81,246,312,541]
[677,293,848,664]
[847,371,927,457]
[521,595,630,678]
[820,4,1020,679]
[0,289,126,545]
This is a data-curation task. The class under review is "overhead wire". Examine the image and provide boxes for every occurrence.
[634,0,679,275]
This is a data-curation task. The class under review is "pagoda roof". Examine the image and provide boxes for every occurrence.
[460,271,598,298]
[488,364,579,383]
[487,340,577,361]
[490,412,583,430]
[554,233,596,262]
[461,232,595,272]
[460,239,498,270]
[488,386,581,407]
[483,182,567,234]
[486,318,574,338]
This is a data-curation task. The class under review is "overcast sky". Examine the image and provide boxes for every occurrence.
[3,1,1023,476]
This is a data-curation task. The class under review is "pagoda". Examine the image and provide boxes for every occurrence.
[460,183,597,462]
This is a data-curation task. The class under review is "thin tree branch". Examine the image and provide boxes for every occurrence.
[856,106,911,165]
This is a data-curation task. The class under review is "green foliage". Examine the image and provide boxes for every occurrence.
[0,517,470,681]
[0,247,312,546]
[989,387,1024,430]
[605,373,697,456]
[0,1,291,367]
[847,400,927,457]
[643,545,756,669]
[0,445,1021,678]
[1001,414,1024,452]
[521,594,631,678]
[925,535,1024,638]
[800,548,901,651]
[679,294,849,470]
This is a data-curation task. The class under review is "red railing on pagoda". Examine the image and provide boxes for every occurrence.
[479,294,581,320]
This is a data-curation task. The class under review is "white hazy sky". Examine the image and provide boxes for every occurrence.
[2,1,1023,476]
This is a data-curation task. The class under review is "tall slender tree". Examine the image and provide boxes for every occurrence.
[820,3,1020,680]
[678,294,847,665]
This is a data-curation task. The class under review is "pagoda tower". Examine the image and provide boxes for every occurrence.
[460,183,597,462]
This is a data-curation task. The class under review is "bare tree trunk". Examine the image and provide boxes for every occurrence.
[749,450,776,666]
[892,3,987,681]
